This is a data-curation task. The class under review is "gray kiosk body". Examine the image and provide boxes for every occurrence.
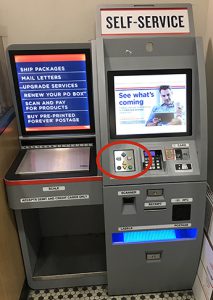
[5,43,106,289]
[96,4,207,295]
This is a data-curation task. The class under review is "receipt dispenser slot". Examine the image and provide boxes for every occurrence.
[146,189,165,202]
[147,189,164,197]
[145,189,166,210]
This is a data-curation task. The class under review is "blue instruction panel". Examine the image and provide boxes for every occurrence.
[14,53,91,132]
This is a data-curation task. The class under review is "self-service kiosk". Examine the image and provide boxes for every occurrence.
[96,4,207,295]
[5,43,106,289]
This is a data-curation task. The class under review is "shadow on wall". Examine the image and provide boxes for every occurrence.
[206,39,213,188]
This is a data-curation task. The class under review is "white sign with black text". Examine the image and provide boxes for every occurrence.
[101,8,190,35]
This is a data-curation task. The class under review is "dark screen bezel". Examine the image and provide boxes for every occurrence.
[108,69,192,139]
[9,48,95,136]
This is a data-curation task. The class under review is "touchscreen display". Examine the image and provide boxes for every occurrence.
[108,69,192,138]
[9,49,94,135]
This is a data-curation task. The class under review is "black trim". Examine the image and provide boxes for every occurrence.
[8,48,95,137]
[0,107,15,135]
[19,280,30,300]
[20,137,95,147]
[108,69,192,139]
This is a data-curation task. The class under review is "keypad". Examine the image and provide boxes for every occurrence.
[144,150,163,171]
[144,157,162,170]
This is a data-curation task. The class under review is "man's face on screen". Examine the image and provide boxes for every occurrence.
[160,88,172,104]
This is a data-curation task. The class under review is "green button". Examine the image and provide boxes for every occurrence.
[128,165,133,170]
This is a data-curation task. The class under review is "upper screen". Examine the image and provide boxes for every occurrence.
[108,69,192,138]
[9,49,94,135]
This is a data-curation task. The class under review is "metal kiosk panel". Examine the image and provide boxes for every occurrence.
[5,42,106,289]
[96,3,207,295]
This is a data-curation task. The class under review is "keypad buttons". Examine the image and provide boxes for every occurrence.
[114,150,135,172]
[143,150,163,171]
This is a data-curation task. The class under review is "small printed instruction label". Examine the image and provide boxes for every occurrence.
[43,186,65,192]
[118,223,191,231]
[118,190,140,196]
[144,201,166,208]
[171,198,193,203]
[20,194,89,203]
[172,143,189,148]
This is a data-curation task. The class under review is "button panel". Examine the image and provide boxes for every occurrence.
[114,150,135,172]
[144,150,163,170]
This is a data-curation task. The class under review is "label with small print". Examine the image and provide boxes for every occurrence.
[171,198,193,203]
[43,186,65,192]
[118,223,191,231]
[118,190,140,196]
[20,194,89,203]
[172,143,189,148]
[144,201,166,208]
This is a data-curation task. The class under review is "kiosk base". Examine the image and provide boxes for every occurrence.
[15,205,107,289]
[104,181,206,295]
[5,154,106,289]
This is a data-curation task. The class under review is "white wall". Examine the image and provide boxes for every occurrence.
[0,0,209,46]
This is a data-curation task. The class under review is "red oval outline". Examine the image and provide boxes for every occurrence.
[96,140,152,180]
